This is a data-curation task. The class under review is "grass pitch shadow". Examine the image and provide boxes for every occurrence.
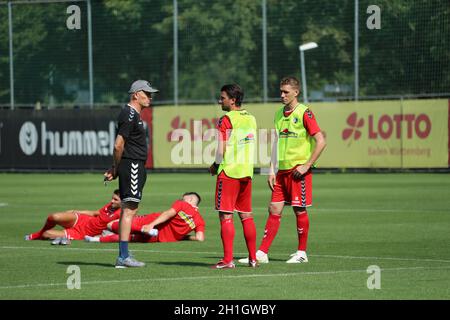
[205,255,287,262]
[155,261,212,267]
[57,261,113,268]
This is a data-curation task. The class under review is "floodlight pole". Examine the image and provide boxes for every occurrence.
[354,0,359,101]
[173,0,178,106]
[8,1,14,110]
[5,0,90,110]
[300,49,307,103]
[299,42,318,104]
[87,0,94,109]
[262,0,268,103]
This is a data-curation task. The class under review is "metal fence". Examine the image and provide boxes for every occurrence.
[0,0,449,109]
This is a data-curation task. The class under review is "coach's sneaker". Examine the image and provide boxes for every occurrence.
[238,250,269,264]
[60,237,71,245]
[211,260,236,269]
[286,251,308,264]
[115,256,146,268]
[51,237,62,245]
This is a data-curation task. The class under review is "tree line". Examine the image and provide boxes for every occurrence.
[0,0,448,106]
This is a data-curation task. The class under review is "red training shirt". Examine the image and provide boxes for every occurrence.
[157,200,205,242]
[84,202,121,236]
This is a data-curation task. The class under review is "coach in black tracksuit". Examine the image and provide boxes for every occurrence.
[104,80,158,268]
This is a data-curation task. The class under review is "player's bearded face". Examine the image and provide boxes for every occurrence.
[111,194,121,209]
[280,85,299,106]
[219,91,232,111]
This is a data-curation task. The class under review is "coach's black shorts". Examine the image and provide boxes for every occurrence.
[118,159,147,204]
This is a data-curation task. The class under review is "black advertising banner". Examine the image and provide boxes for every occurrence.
[0,109,150,170]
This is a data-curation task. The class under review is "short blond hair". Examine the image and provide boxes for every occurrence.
[280,77,300,90]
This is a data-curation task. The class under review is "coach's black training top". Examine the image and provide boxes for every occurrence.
[116,104,147,161]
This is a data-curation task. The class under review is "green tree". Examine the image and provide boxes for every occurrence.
[154,0,262,102]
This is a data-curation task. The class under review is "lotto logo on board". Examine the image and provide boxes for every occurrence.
[342,112,432,145]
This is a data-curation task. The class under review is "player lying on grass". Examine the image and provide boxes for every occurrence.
[24,190,121,245]
[85,192,205,243]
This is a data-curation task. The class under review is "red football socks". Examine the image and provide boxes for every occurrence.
[28,232,43,240]
[259,213,281,254]
[220,218,235,263]
[241,217,257,261]
[296,211,310,251]
[30,215,57,239]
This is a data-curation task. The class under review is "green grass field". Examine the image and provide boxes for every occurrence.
[0,172,449,300]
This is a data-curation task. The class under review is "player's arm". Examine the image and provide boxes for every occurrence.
[107,219,119,232]
[210,138,225,174]
[113,134,125,168]
[141,208,177,233]
[112,135,125,176]
[104,134,125,181]
[293,131,327,178]
[183,231,204,241]
[268,132,278,191]
[216,137,226,164]
[209,133,225,176]
[77,210,100,217]
[210,117,230,175]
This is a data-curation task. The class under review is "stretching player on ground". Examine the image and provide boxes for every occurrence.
[24,190,121,245]
[85,192,205,243]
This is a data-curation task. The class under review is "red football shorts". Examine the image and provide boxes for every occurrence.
[215,171,252,213]
[270,168,312,207]
[110,213,159,234]
[64,213,91,240]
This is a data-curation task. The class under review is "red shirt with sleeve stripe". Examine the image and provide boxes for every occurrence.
[157,200,205,242]
[283,107,321,136]
[217,115,232,141]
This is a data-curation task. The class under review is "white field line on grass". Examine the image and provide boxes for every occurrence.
[2,246,450,264]
[251,207,450,214]
[1,265,450,290]
[2,204,449,214]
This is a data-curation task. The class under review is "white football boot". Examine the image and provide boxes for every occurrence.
[238,250,269,264]
[286,250,308,263]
